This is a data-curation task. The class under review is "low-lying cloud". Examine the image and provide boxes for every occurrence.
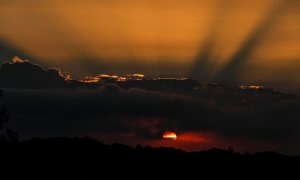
[2,84,300,153]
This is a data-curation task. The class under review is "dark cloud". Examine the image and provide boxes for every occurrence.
[0,59,67,88]
[2,83,300,153]
[2,85,209,136]
[0,60,299,153]
[0,59,200,91]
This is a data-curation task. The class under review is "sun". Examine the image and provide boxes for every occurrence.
[162,131,177,140]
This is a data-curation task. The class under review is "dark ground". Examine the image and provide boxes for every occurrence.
[1,137,299,179]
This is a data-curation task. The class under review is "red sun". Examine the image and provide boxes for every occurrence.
[162,131,177,140]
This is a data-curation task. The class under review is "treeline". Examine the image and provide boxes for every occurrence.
[1,137,299,179]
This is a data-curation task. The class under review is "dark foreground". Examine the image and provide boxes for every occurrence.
[1,137,299,179]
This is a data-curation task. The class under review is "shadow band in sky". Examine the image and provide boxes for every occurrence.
[191,0,288,84]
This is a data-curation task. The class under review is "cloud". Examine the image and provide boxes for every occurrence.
[0,59,299,153]
[2,83,300,153]
[0,58,67,88]
[0,59,201,91]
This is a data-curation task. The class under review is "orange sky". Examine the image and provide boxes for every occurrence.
[0,0,300,92]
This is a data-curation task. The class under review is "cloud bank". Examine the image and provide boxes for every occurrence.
[0,58,67,88]
[2,84,300,153]
[0,59,299,153]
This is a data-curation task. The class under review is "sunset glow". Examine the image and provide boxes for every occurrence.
[1,0,300,92]
[163,131,177,140]
[240,85,264,90]
[0,0,300,155]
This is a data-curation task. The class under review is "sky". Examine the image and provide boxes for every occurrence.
[0,0,300,154]
[0,0,300,93]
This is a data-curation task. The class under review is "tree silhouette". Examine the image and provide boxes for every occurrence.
[0,90,18,143]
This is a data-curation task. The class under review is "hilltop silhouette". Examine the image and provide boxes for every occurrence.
[1,137,299,179]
